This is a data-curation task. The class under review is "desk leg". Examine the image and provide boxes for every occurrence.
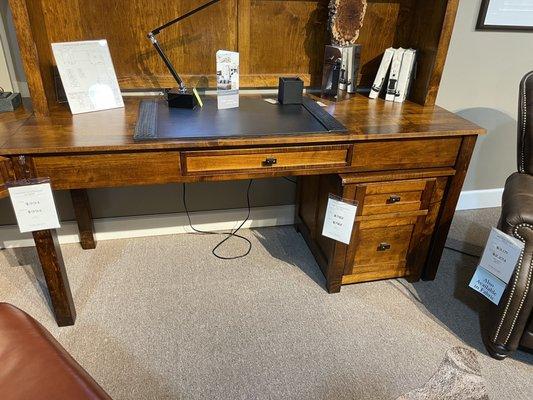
[71,189,96,249]
[326,243,345,293]
[33,229,76,326]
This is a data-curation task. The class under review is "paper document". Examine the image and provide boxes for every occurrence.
[52,40,124,114]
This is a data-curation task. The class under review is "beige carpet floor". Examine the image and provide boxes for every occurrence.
[0,208,532,400]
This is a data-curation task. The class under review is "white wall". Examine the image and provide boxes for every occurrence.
[0,0,13,92]
[437,0,533,191]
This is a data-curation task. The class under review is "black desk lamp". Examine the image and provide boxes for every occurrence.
[148,0,221,108]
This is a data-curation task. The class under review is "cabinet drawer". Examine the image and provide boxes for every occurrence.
[33,152,181,189]
[351,137,461,171]
[182,145,350,175]
[344,215,419,283]
[357,179,435,216]
[353,219,415,266]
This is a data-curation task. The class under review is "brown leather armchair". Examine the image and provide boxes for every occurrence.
[0,303,111,399]
[484,71,533,359]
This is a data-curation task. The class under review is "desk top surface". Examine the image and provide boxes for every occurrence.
[0,94,484,155]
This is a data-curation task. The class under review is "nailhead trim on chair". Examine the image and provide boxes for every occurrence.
[493,223,533,345]
[520,72,533,173]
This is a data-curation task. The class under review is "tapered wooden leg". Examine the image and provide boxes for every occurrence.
[33,229,76,326]
[70,189,96,249]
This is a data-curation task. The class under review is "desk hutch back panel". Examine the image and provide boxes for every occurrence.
[9,0,459,115]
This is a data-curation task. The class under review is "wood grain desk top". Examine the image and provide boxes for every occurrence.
[0,94,484,155]
[0,99,33,150]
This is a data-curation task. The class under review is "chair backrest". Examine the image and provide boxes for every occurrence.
[518,71,533,174]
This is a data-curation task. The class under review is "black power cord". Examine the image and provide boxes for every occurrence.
[182,180,253,260]
[282,177,297,184]
[444,245,480,258]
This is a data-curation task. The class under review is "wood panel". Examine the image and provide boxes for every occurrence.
[357,0,414,87]
[41,0,237,90]
[350,137,461,170]
[32,151,181,189]
[245,0,328,86]
[9,0,459,114]
[182,145,349,174]
[408,0,459,105]
[9,0,55,116]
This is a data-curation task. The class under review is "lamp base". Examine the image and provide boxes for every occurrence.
[165,88,197,109]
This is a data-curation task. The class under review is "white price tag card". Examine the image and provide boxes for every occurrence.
[469,267,506,305]
[8,181,60,233]
[321,195,357,244]
[479,227,524,284]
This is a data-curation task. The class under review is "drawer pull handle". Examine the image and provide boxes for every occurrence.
[386,195,401,204]
[377,242,391,251]
[263,157,278,167]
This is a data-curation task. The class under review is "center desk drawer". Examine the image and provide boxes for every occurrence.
[182,145,350,175]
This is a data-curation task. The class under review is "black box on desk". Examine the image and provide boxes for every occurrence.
[278,77,303,105]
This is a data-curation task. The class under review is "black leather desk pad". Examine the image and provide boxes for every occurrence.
[134,96,347,141]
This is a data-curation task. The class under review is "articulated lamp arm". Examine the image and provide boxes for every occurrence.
[147,0,222,93]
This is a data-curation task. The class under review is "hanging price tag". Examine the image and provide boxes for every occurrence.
[321,194,358,244]
[7,179,61,233]
[478,227,524,284]
[469,227,524,305]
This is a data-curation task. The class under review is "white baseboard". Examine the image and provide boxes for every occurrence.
[0,189,502,249]
[0,205,295,249]
[16,81,30,97]
[456,188,503,211]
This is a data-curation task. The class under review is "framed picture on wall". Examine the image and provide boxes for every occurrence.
[477,0,533,31]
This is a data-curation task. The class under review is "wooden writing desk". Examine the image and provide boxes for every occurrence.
[0,94,483,326]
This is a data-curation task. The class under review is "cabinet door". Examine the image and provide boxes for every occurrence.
[0,157,14,199]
